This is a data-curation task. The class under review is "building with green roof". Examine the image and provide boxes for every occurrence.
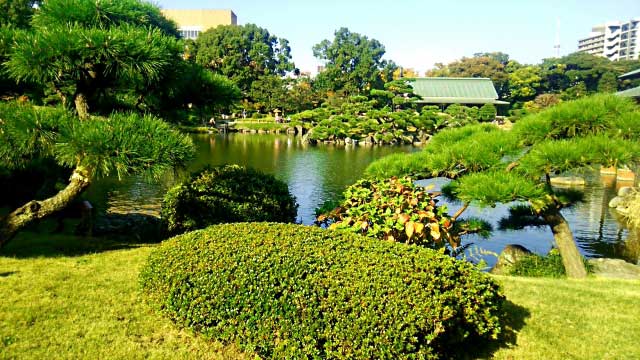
[410,77,509,106]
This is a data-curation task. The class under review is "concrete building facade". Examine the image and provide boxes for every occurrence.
[161,9,237,40]
[578,18,639,61]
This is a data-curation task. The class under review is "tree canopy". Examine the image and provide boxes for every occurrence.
[0,0,195,246]
[195,24,294,95]
[313,27,397,95]
[427,55,510,98]
[0,0,39,28]
[5,0,183,119]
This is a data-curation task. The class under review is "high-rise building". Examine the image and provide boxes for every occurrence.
[161,9,237,40]
[577,18,639,61]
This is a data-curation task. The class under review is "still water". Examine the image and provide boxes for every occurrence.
[86,133,638,266]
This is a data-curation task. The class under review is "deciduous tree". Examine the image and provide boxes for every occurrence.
[313,27,396,95]
[195,24,294,95]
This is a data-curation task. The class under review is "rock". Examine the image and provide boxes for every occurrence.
[93,213,162,239]
[550,176,585,186]
[345,137,352,144]
[362,135,374,144]
[490,244,533,275]
[618,186,636,197]
[286,127,296,134]
[609,196,626,208]
[588,258,640,280]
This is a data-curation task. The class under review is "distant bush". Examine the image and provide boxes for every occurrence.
[318,176,459,249]
[161,165,297,234]
[479,103,497,122]
[140,223,505,359]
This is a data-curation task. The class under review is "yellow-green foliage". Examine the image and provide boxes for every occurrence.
[140,223,505,359]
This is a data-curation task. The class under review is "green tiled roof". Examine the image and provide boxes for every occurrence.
[616,85,640,98]
[619,68,640,79]
[411,77,508,105]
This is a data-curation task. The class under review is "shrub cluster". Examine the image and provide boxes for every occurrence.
[318,176,458,249]
[289,100,454,145]
[161,165,297,234]
[140,223,505,359]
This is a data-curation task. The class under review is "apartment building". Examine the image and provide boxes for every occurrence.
[161,9,237,40]
[577,18,639,61]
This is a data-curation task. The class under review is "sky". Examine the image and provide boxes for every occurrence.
[156,0,640,75]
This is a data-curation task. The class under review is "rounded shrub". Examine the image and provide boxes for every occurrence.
[161,165,297,235]
[140,223,505,359]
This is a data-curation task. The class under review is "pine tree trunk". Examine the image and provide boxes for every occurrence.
[74,92,90,120]
[543,210,588,278]
[0,167,91,248]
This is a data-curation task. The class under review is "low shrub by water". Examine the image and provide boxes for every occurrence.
[140,223,505,359]
[508,249,594,278]
[161,165,297,235]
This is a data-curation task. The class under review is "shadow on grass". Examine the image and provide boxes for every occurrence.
[458,299,531,359]
[0,214,167,259]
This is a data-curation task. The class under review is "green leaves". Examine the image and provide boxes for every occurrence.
[195,24,294,94]
[444,171,546,206]
[55,112,194,180]
[32,0,180,37]
[140,223,505,359]
[518,136,640,176]
[5,0,182,117]
[7,24,180,87]
[161,165,298,235]
[312,27,395,94]
[513,94,639,143]
[0,102,71,169]
[320,176,460,249]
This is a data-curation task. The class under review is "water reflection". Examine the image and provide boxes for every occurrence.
[86,133,637,266]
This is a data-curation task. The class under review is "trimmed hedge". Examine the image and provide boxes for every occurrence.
[161,165,298,234]
[140,223,505,359]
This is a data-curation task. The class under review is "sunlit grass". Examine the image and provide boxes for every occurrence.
[492,276,640,360]
[1,231,639,359]
[0,232,248,359]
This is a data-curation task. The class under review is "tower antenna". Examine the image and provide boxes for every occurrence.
[554,17,561,57]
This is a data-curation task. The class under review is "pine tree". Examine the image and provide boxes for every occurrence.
[366,94,640,278]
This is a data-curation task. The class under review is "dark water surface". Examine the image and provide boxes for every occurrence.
[86,133,638,267]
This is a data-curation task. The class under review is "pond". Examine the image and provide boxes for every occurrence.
[85,133,639,267]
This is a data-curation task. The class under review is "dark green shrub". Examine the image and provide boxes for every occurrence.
[140,223,505,359]
[161,165,297,234]
[479,103,497,122]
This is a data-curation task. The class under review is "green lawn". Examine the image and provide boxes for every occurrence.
[1,232,639,359]
[0,233,248,359]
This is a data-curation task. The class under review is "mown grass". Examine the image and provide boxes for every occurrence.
[1,231,639,359]
[0,232,249,359]
[492,276,640,360]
